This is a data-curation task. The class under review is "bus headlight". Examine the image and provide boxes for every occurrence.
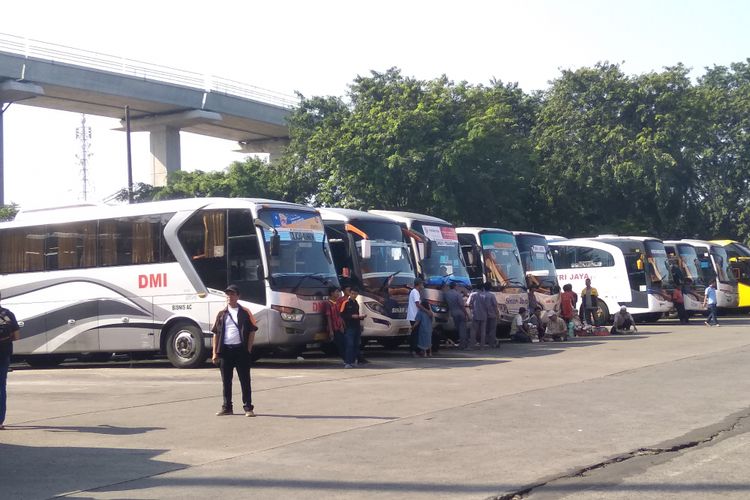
[271,305,305,322]
[364,301,386,315]
[429,302,448,314]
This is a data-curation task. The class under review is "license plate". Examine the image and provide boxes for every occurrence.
[313,332,329,341]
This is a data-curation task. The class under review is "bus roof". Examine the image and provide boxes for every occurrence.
[368,210,452,226]
[456,226,513,236]
[511,230,545,238]
[710,239,739,246]
[317,207,396,224]
[3,197,313,228]
[679,239,719,250]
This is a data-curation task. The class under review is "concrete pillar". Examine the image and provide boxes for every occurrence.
[149,125,181,187]
[120,110,221,187]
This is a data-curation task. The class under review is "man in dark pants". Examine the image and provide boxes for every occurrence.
[211,284,258,417]
[1,294,21,430]
[341,287,367,368]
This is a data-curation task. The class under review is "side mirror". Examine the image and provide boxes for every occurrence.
[361,239,372,260]
[424,241,432,259]
[270,233,281,256]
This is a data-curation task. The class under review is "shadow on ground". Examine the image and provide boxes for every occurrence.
[0,441,185,499]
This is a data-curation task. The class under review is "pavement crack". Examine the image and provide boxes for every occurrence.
[491,408,750,500]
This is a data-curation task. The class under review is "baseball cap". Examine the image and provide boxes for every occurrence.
[224,284,240,294]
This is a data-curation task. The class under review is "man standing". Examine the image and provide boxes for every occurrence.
[211,284,258,417]
[407,279,429,356]
[324,286,346,360]
[0,294,21,430]
[341,287,367,367]
[444,282,469,349]
[703,281,720,327]
[469,285,489,348]
[560,283,578,338]
[483,282,499,348]
[580,278,599,326]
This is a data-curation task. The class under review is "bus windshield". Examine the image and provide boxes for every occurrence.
[412,222,470,285]
[710,246,737,284]
[479,231,526,289]
[515,234,558,289]
[644,241,673,287]
[675,244,704,286]
[351,220,415,289]
[259,209,338,290]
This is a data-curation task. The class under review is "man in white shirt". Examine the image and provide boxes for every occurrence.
[211,284,258,417]
[509,307,531,343]
[407,278,430,355]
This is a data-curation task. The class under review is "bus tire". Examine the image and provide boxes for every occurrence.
[165,323,208,369]
[26,354,66,368]
[595,299,610,325]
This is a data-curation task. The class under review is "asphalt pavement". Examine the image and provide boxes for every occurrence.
[1,316,750,499]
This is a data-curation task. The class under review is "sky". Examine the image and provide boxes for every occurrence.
[1,0,749,208]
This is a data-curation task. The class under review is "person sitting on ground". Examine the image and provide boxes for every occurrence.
[544,312,568,342]
[527,305,545,341]
[509,307,532,343]
[611,306,638,334]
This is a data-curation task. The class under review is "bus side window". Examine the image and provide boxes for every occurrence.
[178,210,227,290]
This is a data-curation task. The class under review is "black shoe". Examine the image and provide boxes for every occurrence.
[216,408,233,416]
[357,357,370,365]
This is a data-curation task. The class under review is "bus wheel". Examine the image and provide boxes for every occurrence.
[166,324,207,369]
[26,354,66,368]
[595,299,610,326]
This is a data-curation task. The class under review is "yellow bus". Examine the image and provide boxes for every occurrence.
[711,240,750,309]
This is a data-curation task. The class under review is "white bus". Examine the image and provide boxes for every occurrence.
[513,231,561,314]
[0,198,339,368]
[679,239,739,309]
[549,236,673,323]
[369,210,471,332]
[663,240,706,312]
[319,208,415,348]
[457,227,527,324]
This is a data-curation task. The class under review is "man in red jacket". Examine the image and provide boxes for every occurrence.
[211,284,258,417]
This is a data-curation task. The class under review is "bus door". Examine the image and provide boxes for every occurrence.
[458,234,484,287]
[227,231,268,344]
[623,253,648,309]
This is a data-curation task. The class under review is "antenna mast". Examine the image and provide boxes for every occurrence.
[75,114,92,200]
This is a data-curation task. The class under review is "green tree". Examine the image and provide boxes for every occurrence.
[533,63,703,238]
[695,60,750,241]
[0,203,19,222]
[280,68,537,227]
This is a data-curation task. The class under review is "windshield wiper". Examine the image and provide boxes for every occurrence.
[380,270,403,291]
[289,273,330,294]
[499,279,527,289]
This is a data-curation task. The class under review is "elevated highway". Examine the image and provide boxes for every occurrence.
[0,34,295,203]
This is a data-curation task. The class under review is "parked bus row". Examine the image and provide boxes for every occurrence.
[548,236,744,324]
[1,197,746,368]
